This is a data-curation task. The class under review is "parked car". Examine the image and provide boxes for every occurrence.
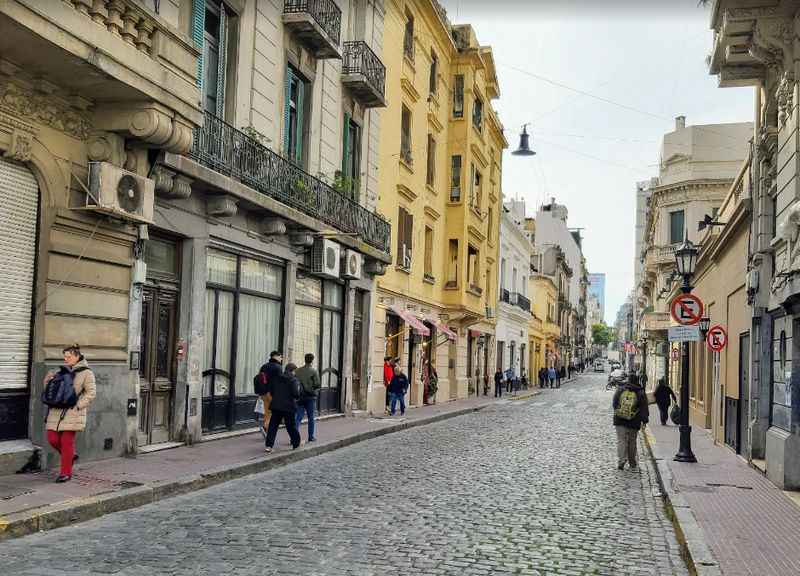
[593,360,604,372]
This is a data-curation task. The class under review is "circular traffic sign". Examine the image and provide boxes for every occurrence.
[706,325,728,352]
[670,294,704,326]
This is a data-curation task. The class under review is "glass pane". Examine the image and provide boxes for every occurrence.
[207,250,237,287]
[296,273,322,304]
[236,295,281,396]
[293,305,321,369]
[140,297,150,378]
[146,239,177,276]
[241,258,282,296]
[323,281,344,309]
[202,290,215,397]
[155,302,171,378]
[322,310,342,388]
[215,291,234,397]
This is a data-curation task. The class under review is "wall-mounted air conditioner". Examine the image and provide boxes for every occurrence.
[83,162,154,224]
[342,249,362,280]
[312,238,341,278]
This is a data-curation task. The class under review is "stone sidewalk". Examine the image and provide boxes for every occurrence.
[646,420,800,576]
[0,391,537,541]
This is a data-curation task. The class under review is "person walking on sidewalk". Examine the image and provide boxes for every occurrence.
[383,356,394,416]
[389,366,409,416]
[494,368,503,397]
[295,353,321,443]
[264,363,302,453]
[653,378,677,426]
[612,373,649,470]
[44,343,96,483]
[548,366,557,388]
[256,351,283,439]
[505,366,514,393]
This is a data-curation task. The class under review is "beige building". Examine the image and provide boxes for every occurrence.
[0,0,392,471]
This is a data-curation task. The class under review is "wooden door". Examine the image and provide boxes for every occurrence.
[139,287,178,446]
[351,292,364,410]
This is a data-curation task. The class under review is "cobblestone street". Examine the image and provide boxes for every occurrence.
[0,374,688,576]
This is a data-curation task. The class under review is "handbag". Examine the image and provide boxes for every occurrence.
[254,397,265,415]
[670,405,681,425]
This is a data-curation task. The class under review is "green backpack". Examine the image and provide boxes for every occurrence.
[615,388,639,420]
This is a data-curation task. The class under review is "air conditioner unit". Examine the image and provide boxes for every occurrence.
[84,162,154,224]
[485,306,495,319]
[342,249,362,280]
[311,238,341,278]
[402,245,412,269]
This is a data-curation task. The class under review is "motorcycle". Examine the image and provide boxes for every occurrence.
[606,371,627,391]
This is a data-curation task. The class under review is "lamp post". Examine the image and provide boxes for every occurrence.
[641,332,649,384]
[674,237,699,463]
[699,317,711,337]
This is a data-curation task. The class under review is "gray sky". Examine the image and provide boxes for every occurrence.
[439,0,754,323]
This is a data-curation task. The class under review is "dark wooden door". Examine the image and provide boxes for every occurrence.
[351,292,364,410]
[739,332,750,456]
[139,287,178,446]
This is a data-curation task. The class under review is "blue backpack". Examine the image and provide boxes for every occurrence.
[41,368,84,409]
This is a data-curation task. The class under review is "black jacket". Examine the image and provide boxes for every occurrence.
[258,359,284,390]
[654,382,677,407]
[494,371,503,385]
[612,382,649,430]
[388,373,409,395]
[267,371,301,413]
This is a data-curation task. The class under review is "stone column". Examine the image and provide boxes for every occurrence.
[283,261,297,359]
[340,286,356,414]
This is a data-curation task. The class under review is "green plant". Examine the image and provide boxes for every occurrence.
[241,125,270,145]
[332,171,359,198]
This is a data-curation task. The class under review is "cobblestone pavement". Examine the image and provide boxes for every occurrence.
[0,374,688,576]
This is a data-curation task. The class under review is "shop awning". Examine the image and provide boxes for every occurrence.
[427,317,457,341]
[390,305,430,336]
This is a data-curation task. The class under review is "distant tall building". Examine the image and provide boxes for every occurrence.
[587,273,606,320]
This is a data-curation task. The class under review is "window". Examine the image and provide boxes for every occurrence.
[500,258,506,291]
[450,155,462,201]
[429,50,438,95]
[424,226,434,279]
[669,210,685,244]
[472,95,483,132]
[396,206,413,269]
[341,113,361,199]
[403,11,414,61]
[202,0,231,117]
[470,164,482,210]
[284,65,307,166]
[447,239,459,286]
[401,105,412,164]
[453,74,464,118]
[426,134,436,186]
[468,245,480,290]
[487,207,494,240]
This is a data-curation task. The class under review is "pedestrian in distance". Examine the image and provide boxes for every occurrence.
[255,351,283,440]
[494,368,503,397]
[43,343,96,483]
[505,366,514,393]
[612,373,649,470]
[383,356,394,415]
[653,378,677,426]
[538,367,546,388]
[389,366,409,416]
[548,366,557,388]
[295,353,321,442]
[264,363,302,453]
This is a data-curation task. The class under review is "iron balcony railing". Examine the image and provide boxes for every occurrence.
[516,294,531,312]
[190,111,390,254]
[342,41,386,98]
[284,0,342,45]
[500,288,510,303]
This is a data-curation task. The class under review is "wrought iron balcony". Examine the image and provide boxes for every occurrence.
[500,288,510,303]
[516,294,531,312]
[283,0,342,59]
[189,111,390,254]
[342,41,387,108]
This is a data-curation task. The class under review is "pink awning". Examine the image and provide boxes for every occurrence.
[390,305,430,336]
[427,317,457,341]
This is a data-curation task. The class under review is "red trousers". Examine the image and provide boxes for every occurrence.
[47,430,76,476]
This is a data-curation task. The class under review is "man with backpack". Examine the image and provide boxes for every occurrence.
[612,373,649,470]
[255,351,283,438]
[264,363,302,453]
[295,353,321,442]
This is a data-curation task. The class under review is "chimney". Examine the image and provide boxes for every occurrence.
[675,115,686,130]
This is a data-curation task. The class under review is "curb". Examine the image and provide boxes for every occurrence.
[643,429,722,576]
[0,402,492,542]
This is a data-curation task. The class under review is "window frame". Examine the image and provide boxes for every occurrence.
[400,104,412,164]
[669,209,685,244]
[450,155,462,202]
[453,74,464,118]
[426,133,436,187]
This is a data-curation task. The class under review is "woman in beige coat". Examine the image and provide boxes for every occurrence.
[45,343,96,482]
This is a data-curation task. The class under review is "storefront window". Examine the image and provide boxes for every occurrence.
[207,250,237,287]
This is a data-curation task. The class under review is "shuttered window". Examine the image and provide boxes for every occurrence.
[450,155,462,202]
[669,210,684,244]
[396,207,413,269]
[401,105,412,163]
[453,75,464,118]
[284,65,306,166]
[0,158,38,390]
[426,134,436,187]
[341,113,361,199]
[200,0,229,117]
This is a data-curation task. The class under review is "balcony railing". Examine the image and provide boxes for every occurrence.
[342,41,387,107]
[189,111,390,254]
[500,288,510,303]
[283,0,342,58]
[516,294,531,312]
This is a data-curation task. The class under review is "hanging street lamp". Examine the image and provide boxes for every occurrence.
[512,124,537,157]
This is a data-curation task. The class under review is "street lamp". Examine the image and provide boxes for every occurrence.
[699,316,711,337]
[512,124,537,156]
[674,236,700,464]
[641,332,649,383]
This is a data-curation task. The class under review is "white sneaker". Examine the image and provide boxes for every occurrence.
[264,447,272,454]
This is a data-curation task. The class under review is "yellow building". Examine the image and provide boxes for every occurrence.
[369,1,506,413]
[530,275,561,374]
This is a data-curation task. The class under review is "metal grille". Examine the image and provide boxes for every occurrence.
[189,112,390,254]
[283,0,342,45]
[342,41,386,97]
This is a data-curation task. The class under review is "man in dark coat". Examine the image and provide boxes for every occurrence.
[612,373,650,470]
[256,351,283,435]
[653,378,677,426]
[388,367,409,416]
[264,363,302,453]
[494,368,503,397]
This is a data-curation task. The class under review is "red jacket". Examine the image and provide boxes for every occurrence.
[383,363,394,388]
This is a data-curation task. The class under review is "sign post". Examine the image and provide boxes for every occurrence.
[670,295,704,464]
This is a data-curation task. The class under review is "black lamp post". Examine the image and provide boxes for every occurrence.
[699,316,711,337]
[641,332,649,383]
[674,236,699,463]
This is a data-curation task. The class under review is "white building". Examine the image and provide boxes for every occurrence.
[535,200,582,310]
[496,200,534,379]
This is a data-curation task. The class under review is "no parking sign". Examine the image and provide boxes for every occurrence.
[706,325,728,352]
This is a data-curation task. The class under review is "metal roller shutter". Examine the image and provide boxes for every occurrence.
[0,157,37,390]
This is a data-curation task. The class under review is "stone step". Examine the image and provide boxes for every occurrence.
[0,440,38,476]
